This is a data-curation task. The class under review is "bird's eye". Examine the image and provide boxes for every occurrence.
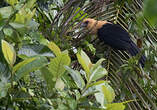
[84,21,89,25]
[81,20,89,27]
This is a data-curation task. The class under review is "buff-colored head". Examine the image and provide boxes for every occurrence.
[81,18,109,34]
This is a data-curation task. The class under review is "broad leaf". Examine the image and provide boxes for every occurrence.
[47,42,61,56]
[144,0,157,27]
[13,56,48,81]
[13,57,36,73]
[87,80,107,89]
[106,103,125,110]
[15,9,36,24]
[65,66,85,89]
[82,86,98,97]
[95,82,115,107]
[1,40,16,66]
[18,44,54,58]
[40,67,55,91]
[89,65,108,82]
[48,53,71,79]
[95,90,105,108]
[91,58,105,72]
[5,0,18,6]
[0,6,13,19]
[9,22,25,30]
[102,85,115,104]
[76,50,92,80]
[3,28,13,37]
[0,77,11,99]
[25,0,37,9]
[55,78,65,90]
[89,56,106,83]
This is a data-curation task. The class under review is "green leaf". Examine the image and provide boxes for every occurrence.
[106,103,125,110]
[47,42,61,56]
[67,99,77,110]
[0,6,13,19]
[48,53,71,79]
[55,78,65,90]
[82,86,98,97]
[91,58,105,71]
[3,28,13,37]
[25,0,37,9]
[95,90,105,108]
[65,66,85,89]
[0,77,11,99]
[13,56,48,81]
[15,9,36,24]
[102,85,115,104]
[76,50,92,80]
[14,0,36,24]
[18,44,54,58]
[1,40,16,66]
[13,57,36,73]
[9,22,25,29]
[88,58,107,82]
[5,0,18,6]
[40,67,55,91]
[95,82,115,107]
[89,65,108,82]
[87,80,107,89]
[28,89,35,96]
[144,0,157,27]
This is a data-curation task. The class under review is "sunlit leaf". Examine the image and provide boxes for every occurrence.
[15,8,36,24]
[55,78,65,90]
[1,40,16,66]
[102,85,115,104]
[48,53,71,79]
[13,56,48,81]
[95,82,115,107]
[5,0,18,6]
[76,50,92,80]
[0,6,13,19]
[95,90,105,108]
[47,42,61,56]
[89,65,107,82]
[25,0,37,9]
[106,103,125,110]
[13,57,36,73]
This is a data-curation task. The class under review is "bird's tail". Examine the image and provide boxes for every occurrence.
[128,41,146,67]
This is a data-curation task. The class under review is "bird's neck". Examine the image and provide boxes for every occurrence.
[88,20,109,34]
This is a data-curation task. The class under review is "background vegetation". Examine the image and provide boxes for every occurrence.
[0,0,156,110]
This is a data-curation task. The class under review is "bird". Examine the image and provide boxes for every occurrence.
[81,18,146,67]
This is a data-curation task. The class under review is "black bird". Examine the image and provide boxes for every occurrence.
[81,18,146,67]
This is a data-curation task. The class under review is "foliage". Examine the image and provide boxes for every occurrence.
[0,0,156,110]
[143,0,157,27]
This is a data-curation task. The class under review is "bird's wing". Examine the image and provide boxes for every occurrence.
[97,23,132,50]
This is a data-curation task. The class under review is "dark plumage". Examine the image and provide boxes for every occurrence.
[82,18,146,67]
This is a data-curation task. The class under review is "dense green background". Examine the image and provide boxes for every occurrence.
[0,0,156,110]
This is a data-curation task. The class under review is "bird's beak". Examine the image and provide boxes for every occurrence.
[80,22,87,27]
